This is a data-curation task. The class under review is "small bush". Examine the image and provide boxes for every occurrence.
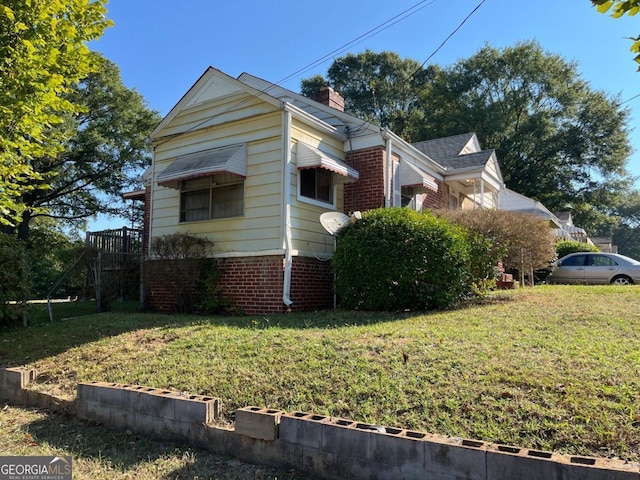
[556,240,599,259]
[147,233,229,314]
[439,209,556,281]
[333,208,473,311]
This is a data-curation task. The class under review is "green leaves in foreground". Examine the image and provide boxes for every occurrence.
[0,0,112,225]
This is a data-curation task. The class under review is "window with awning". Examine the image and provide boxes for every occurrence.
[400,160,438,192]
[157,143,247,189]
[296,142,359,183]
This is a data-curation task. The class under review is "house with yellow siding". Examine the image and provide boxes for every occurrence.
[143,67,504,314]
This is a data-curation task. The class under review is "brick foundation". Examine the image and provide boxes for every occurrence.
[145,255,333,315]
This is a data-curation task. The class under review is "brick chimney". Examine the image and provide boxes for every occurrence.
[312,86,345,112]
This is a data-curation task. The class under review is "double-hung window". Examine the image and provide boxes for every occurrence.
[300,168,334,205]
[180,174,244,222]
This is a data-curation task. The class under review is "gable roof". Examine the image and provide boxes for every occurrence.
[238,72,447,179]
[435,150,495,171]
[412,133,478,160]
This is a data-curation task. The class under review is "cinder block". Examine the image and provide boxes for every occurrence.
[133,389,176,420]
[78,382,125,407]
[235,406,283,441]
[134,412,162,436]
[487,444,562,480]
[321,419,370,459]
[84,400,112,424]
[423,436,487,480]
[174,395,218,423]
[370,427,425,473]
[279,412,327,449]
[560,455,639,480]
[109,407,133,430]
[5,367,34,388]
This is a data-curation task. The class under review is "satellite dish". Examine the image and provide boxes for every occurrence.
[320,212,350,235]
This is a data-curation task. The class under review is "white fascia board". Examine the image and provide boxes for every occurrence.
[445,168,503,192]
[150,67,284,144]
[283,102,347,141]
[381,128,446,177]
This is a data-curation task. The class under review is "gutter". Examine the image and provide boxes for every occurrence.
[281,105,293,308]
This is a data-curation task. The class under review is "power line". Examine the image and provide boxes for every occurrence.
[418,0,486,69]
[155,0,441,146]
[620,92,640,105]
[268,0,439,91]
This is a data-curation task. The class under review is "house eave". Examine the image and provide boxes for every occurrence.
[282,102,347,141]
[381,128,446,178]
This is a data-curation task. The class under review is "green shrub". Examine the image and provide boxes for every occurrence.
[332,208,473,311]
[0,234,30,326]
[556,240,599,259]
[147,233,230,314]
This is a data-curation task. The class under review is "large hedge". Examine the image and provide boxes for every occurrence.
[332,208,478,311]
[556,240,599,259]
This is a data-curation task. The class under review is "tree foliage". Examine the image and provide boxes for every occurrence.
[418,41,633,228]
[301,50,434,139]
[4,52,160,239]
[0,0,112,225]
[592,0,640,69]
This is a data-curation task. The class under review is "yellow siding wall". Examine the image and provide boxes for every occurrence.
[289,121,346,257]
[151,100,284,255]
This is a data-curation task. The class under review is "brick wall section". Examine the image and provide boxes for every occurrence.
[144,259,204,312]
[216,256,284,314]
[145,255,334,315]
[343,146,386,213]
[289,256,333,311]
[422,179,446,209]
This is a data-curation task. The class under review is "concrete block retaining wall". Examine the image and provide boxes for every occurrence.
[1,367,638,480]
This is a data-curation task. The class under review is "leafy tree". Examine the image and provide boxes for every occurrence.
[3,52,161,240]
[0,0,112,225]
[592,0,640,69]
[418,41,633,230]
[301,50,434,139]
[26,219,84,298]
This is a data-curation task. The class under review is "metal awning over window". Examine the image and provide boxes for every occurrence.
[297,142,359,183]
[157,144,247,189]
[400,160,438,192]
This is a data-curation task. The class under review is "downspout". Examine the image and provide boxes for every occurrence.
[148,145,156,258]
[383,129,393,208]
[281,105,293,308]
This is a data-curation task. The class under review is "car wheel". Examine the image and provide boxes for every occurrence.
[611,275,633,285]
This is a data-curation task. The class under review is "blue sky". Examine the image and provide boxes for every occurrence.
[89,0,640,230]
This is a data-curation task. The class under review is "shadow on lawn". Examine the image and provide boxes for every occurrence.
[0,292,516,367]
[22,410,310,479]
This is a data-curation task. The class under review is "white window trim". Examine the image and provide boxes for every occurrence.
[297,168,338,208]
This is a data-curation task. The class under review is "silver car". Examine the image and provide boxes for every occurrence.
[548,252,640,285]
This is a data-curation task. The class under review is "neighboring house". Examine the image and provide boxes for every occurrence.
[499,189,596,245]
[553,211,593,245]
[412,133,503,211]
[142,67,504,314]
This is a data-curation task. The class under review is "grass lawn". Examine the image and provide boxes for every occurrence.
[1,285,640,465]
